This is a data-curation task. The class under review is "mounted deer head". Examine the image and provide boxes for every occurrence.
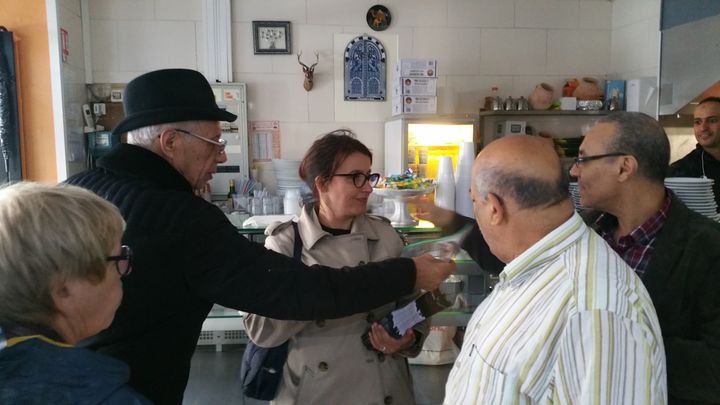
[297,51,319,91]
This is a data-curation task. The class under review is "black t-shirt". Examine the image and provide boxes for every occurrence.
[668,145,720,208]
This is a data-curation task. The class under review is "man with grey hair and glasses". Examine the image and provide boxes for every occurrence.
[570,111,720,403]
[65,68,454,405]
[444,135,665,404]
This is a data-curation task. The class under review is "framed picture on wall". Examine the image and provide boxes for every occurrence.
[252,21,291,54]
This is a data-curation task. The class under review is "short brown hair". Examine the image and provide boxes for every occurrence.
[299,130,373,200]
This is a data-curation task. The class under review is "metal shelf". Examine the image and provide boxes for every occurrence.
[479,110,609,117]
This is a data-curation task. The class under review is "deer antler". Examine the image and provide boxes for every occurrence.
[297,51,309,70]
[309,51,319,69]
[297,51,320,70]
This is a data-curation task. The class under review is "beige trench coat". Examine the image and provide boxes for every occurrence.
[244,204,427,405]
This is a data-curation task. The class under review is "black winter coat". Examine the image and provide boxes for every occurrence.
[66,144,416,405]
[607,197,720,404]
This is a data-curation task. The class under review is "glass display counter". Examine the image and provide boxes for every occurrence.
[200,257,492,351]
[200,221,494,351]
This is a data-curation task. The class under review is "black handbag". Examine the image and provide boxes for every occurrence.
[240,221,302,400]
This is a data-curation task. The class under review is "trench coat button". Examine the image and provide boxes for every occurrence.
[315,319,326,327]
[366,312,376,323]
[377,352,385,362]
[384,395,393,404]
[318,361,329,371]
[358,260,366,265]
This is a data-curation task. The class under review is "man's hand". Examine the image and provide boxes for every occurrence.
[408,195,456,226]
[412,254,455,291]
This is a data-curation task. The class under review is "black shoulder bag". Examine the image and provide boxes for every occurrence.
[240,222,301,400]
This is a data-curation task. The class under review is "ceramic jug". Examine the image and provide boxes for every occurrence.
[573,77,603,100]
[528,83,554,110]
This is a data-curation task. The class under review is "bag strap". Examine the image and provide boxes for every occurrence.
[292,221,302,261]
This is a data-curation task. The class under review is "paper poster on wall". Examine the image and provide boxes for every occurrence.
[250,121,281,162]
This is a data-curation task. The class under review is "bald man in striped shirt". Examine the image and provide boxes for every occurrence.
[444,135,666,404]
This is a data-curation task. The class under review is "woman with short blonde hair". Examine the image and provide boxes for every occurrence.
[0,182,150,404]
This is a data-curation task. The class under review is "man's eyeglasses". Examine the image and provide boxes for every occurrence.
[107,245,133,277]
[174,128,227,153]
[331,172,381,188]
[572,152,629,168]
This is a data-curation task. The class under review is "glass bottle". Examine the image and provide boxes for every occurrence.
[226,179,236,210]
[491,87,502,111]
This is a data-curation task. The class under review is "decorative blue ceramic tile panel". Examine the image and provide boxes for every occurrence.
[344,35,386,101]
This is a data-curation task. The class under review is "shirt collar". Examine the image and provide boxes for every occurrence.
[297,204,380,249]
[501,211,586,282]
[594,190,671,246]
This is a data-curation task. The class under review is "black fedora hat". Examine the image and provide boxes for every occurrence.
[112,69,237,135]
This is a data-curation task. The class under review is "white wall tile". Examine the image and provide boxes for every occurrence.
[116,21,198,71]
[274,122,385,164]
[480,29,547,75]
[232,0,307,23]
[58,0,81,16]
[578,0,612,30]
[238,73,310,122]
[92,70,143,84]
[155,0,202,21]
[610,18,659,77]
[194,21,206,76]
[612,0,660,29]
[308,69,335,122]
[412,27,482,75]
[90,20,118,73]
[233,22,274,73]
[515,0,579,29]
[444,75,512,114]
[547,30,610,75]
[89,0,155,20]
[388,0,448,27]
[448,0,514,28]
[307,0,375,26]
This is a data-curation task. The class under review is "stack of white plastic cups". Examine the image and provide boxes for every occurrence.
[455,142,475,218]
[435,156,455,210]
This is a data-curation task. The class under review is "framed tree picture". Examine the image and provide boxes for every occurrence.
[252,21,291,55]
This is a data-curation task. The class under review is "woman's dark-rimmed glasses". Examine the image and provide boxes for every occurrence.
[106,245,133,277]
[331,172,381,188]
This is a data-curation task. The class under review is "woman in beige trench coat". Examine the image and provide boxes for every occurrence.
[244,130,428,405]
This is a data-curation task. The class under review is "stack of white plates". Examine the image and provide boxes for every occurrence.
[272,159,306,196]
[664,177,719,220]
[569,182,582,211]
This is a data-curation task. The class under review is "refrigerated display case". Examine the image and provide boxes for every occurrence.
[384,114,478,180]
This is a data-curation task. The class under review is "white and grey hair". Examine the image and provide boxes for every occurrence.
[126,121,203,148]
[473,163,569,210]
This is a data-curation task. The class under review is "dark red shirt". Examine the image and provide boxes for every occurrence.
[594,191,672,278]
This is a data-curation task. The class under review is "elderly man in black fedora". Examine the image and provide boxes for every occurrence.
[66,69,454,405]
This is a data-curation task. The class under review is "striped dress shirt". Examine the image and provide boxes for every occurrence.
[444,212,666,405]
